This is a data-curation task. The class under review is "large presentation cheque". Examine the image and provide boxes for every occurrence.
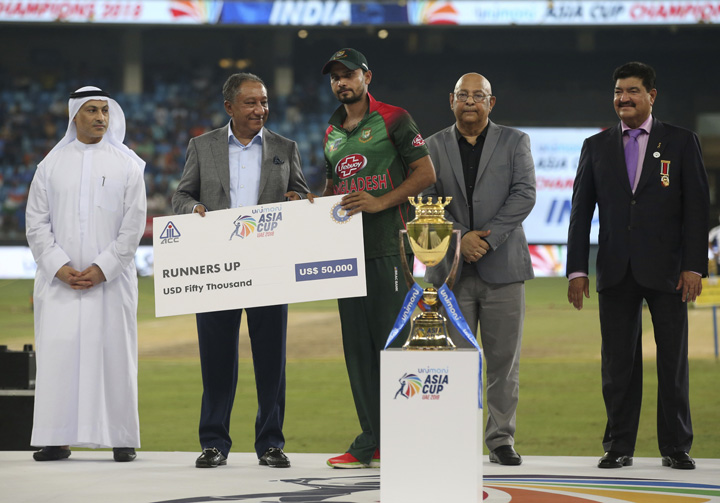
[153,195,365,317]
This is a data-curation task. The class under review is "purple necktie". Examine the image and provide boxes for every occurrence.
[624,129,643,187]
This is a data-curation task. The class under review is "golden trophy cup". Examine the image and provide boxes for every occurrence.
[397,196,462,350]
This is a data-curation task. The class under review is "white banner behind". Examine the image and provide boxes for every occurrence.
[519,127,602,245]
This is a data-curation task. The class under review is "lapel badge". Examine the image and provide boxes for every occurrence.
[660,160,670,187]
[653,151,660,158]
[359,127,373,143]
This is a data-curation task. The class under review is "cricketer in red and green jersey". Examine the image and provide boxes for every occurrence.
[324,93,430,259]
[321,48,436,470]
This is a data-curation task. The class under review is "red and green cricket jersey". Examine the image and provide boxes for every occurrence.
[324,93,429,259]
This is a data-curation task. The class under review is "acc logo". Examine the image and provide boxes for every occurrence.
[159,221,181,244]
[335,154,367,179]
[394,373,423,399]
[331,202,352,224]
[229,215,256,241]
[412,134,425,147]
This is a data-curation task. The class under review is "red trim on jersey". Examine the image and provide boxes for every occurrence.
[323,125,333,146]
[368,93,408,149]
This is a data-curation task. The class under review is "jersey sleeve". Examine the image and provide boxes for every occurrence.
[387,112,430,166]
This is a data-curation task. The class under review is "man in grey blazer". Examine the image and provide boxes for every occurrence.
[172,73,311,469]
[424,73,536,465]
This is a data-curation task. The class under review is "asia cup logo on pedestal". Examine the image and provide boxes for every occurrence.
[394,368,449,400]
[394,373,422,399]
[335,154,367,178]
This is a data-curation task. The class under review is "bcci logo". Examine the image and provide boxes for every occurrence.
[230,215,256,241]
[159,221,181,244]
[331,202,352,224]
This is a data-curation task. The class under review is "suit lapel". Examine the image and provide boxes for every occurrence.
[440,126,467,202]
[210,125,231,199]
[477,121,499,185]
[258,128,274,199]
[635,118,666,194]
[606,123,632,195]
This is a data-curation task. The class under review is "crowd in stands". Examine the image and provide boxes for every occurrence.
[0,75,335,242]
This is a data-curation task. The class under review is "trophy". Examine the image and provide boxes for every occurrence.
[397,196,462,350]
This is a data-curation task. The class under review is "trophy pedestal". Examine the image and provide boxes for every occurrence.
[380,349,482,503]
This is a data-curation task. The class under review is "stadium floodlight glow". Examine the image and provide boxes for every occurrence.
[235,59,252,70]
[378,29,389,39]
[218,58,233,69]
[298,29,308,39]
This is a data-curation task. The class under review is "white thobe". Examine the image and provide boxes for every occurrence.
[26,137,146,448]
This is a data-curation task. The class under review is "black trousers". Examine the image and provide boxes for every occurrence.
[196,304,287,458]
[598,268,692,456]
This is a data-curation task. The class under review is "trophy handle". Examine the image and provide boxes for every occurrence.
[398,230,417,289]
[444,230,462,290]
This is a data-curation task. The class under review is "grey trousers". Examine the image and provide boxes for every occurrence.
[444,265,525,451]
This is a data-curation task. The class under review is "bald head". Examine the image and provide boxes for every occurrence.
[454,73,492,95]
[451,73,496,135]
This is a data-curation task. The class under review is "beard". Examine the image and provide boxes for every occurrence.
[337,90,362,105]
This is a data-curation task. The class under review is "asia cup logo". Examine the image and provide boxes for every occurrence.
[394,373,422,399]
[335,154,367,179]
[229,215,256,241]
[412,133,426,147]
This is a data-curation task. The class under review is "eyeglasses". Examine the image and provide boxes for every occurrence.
[455,92,491,103]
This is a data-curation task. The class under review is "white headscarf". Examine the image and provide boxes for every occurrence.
[42,86,145,171]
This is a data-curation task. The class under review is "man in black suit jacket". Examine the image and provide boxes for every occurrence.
[567,62,709,470]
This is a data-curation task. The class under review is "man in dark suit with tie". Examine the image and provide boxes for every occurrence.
[173,73,312,469]
[567,62,709,470]
[424,73,536,466]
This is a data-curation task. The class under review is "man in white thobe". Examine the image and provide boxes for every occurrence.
[25,86,146,462]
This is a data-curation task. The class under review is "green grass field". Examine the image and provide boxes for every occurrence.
[2,277,719,458]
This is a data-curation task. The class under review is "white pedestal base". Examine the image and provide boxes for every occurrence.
[380,349,481,503]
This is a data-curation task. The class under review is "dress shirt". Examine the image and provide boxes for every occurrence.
[455,124,488,230]
[621,115,653,193]
[228,122,263,208]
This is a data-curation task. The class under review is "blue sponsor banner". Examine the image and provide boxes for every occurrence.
[351,2,408,24]
[295,258,358,281]
[220,2,273,24]
[220,1,408,25]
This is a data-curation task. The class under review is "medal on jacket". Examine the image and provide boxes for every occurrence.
[660,160,670,187]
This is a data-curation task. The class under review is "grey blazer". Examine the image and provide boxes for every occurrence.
[172,125,310,214]
[423,121,536,285]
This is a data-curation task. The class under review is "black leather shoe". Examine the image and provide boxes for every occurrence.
[662,451,695,470]
[33,446,71,461]
[196,447,227,468]
[598,451,633,468]
[259,447,290,468]
[113,447,137,462]
[489,445,522,466]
